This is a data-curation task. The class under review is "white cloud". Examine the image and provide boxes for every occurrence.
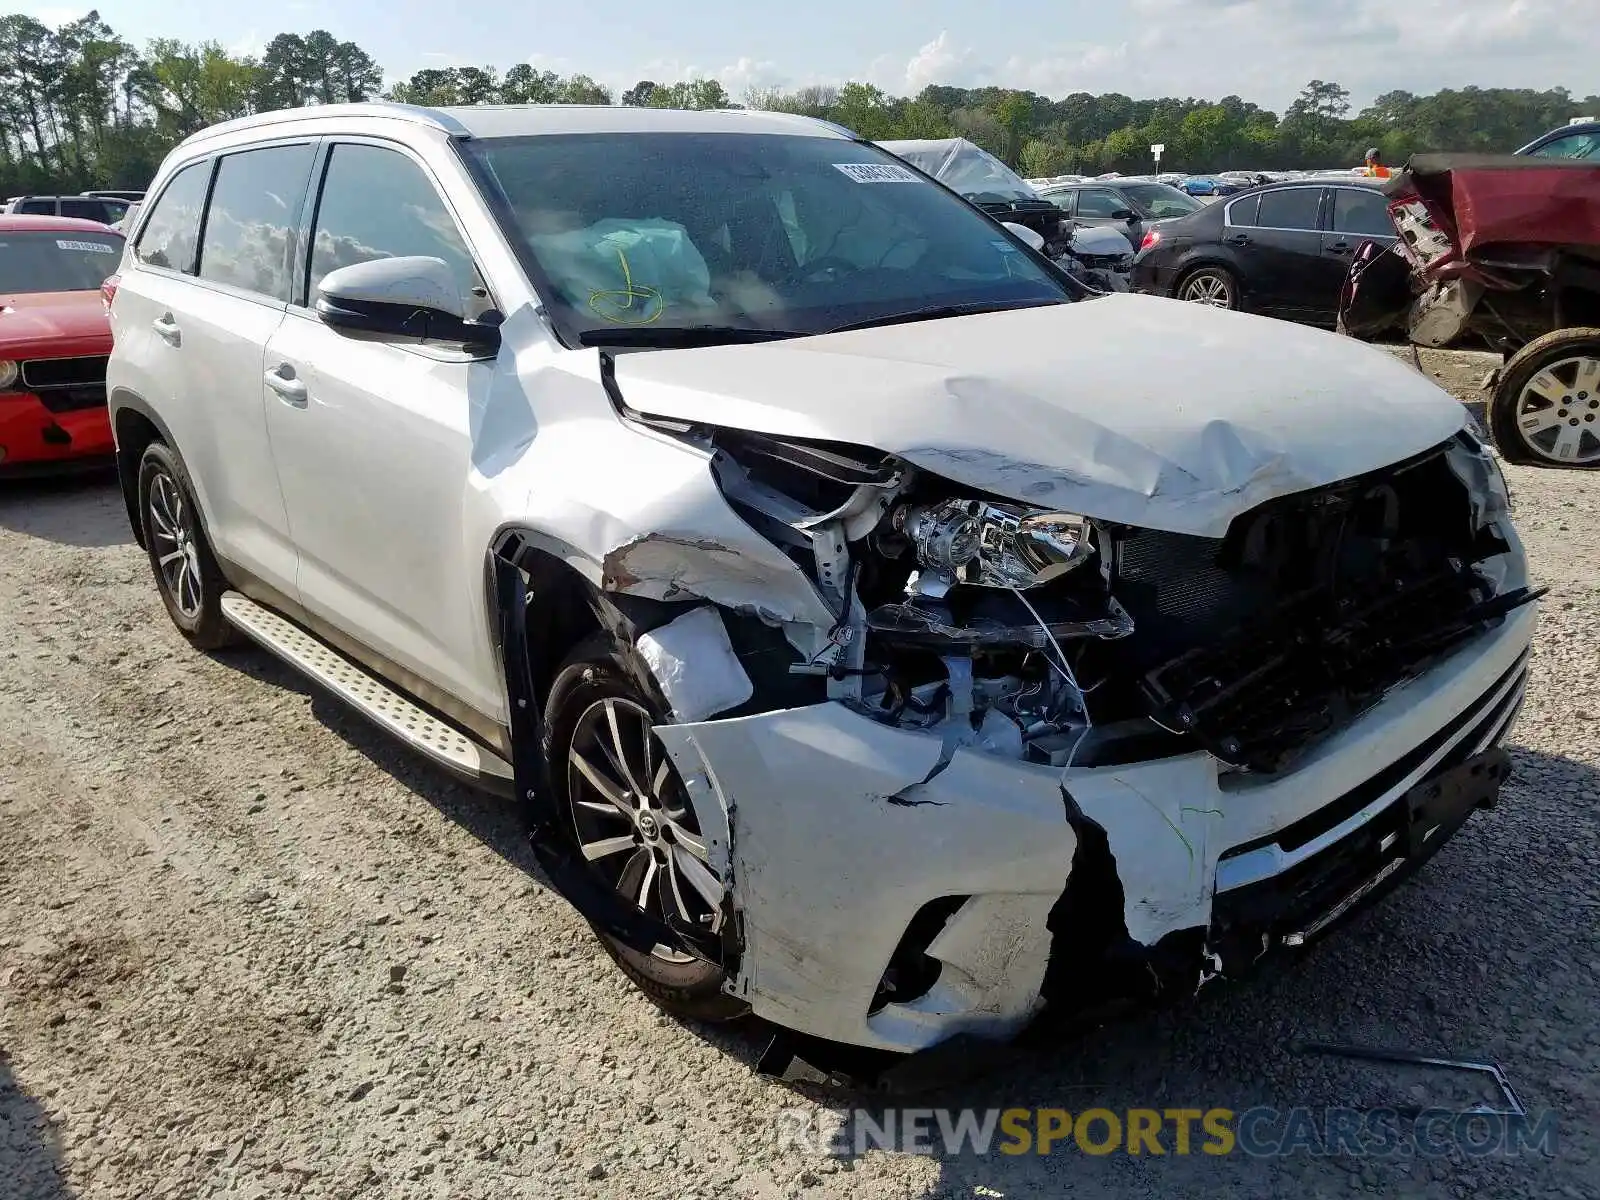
[903,31,981,93]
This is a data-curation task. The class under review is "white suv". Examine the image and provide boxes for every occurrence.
[106,102,1538,1078]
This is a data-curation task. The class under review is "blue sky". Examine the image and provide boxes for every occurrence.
[21,0,1600,114]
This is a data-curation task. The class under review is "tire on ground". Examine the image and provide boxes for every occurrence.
[136,441,239,649]
[541,635,746,1023]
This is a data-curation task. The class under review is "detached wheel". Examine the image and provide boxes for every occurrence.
[137,442,237,649]
[543,639,745,1023]
[1489,327,1600,468]
[1176,265,1238,310]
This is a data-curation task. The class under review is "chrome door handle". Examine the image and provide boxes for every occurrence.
[264,365,308,406]
[152,314,181,346]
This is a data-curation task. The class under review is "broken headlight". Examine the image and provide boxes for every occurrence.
[893,498,1092,592]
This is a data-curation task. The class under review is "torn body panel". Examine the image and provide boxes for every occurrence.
[652,601,1535,1054]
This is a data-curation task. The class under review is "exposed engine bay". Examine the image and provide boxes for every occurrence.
[639,412,1532,780]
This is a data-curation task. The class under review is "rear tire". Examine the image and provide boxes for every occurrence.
[137,442,238,649]
[1488,327,1600,468]
[542,636,746,1023]
[1175,265,1239,310]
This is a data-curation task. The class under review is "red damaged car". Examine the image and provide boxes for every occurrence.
[1339,154,1600,468]
[0,214,123,474]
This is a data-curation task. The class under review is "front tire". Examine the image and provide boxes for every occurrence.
[542,638,745,1023]
[1488,327,1600,468]
[137,442,237,649]
[1176,265,1239,310]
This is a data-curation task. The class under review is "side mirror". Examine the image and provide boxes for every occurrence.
[1112,208,1136,221]
[1001,221,1046,252]
[315,256,499,349]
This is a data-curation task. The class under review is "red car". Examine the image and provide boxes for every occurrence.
[0,214,123,474]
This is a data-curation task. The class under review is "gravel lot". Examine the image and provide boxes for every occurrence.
[2,347,1597,1200]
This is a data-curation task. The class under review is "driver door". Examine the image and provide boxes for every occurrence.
[260,139,506,720]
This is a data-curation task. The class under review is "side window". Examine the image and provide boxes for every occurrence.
[1227,194,1260,227]
[197,143,316,302]
[17,198,55,215]
[60,198,112,223]
[308,143,483,313]
[1332,188,1393,237]
[1255,188,1321,231]
[1074,188,1123,217]
[136,161,212,273]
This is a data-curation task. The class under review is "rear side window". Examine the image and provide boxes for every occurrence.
[59,198,112,223]
[1226,194,1260,227]
[1255,188,1321,231]
[16,198,56,215]
[136,161,212,273]
[1332,188,1393,237]
[198,143,316,301]
[307,143,481,310]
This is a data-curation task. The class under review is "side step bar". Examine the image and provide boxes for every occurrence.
[219,592,514,788]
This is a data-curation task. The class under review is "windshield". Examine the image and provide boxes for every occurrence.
[466,132,1072,346]
[1119,183,1202,219]
[0,229,123,294]
[1527,131,1600,161]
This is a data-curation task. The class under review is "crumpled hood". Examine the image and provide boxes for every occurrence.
[0,290,111,359]
[611,295,1468,537]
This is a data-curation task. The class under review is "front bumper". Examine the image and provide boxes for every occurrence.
[656,602,1535,1054]
[0,391,113,473]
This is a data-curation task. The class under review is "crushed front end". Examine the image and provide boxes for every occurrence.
[637,422,1536,1059]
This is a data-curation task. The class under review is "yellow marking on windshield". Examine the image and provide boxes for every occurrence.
[589,246,664,325]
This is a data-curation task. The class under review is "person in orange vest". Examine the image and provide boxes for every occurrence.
[1362,147,1392,178]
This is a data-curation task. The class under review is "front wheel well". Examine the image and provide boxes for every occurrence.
[112,405,164,549]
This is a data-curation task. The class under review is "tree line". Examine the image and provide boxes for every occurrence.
[3,9,1596,199]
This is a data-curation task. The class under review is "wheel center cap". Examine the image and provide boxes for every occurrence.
[637,812,659,841]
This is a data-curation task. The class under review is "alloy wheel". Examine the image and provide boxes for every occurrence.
[148,470,203,619]
[1514,354,1600,465]
[566,696,724,962]
[1180,272,1233,308]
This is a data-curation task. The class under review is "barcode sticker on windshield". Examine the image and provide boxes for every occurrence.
[833,163,920,184]
[57,239,116,253]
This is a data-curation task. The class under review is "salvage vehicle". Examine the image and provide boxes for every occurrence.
[879,137,1133,291]
[107,103,1538,1078]
[1133,178,1396,324]
[0,215,121,473]
[1035,179,1202,251]
[1339,154,1600,468]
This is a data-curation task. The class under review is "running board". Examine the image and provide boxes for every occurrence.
[219,592,514,787]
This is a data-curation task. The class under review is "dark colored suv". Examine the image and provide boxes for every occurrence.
[2,195,129,225]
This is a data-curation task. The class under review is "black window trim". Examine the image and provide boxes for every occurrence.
[1226,184,1325,234]
[191,137,320,307]
[132,155,218,277]
[292,133,497,319]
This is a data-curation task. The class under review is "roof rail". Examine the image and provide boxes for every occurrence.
[177,101,473,148]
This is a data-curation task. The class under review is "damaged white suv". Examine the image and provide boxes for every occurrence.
[107,103,1538,1077]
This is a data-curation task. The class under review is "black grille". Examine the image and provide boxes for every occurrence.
[1112,441,1523,774]
[20,355,108,390]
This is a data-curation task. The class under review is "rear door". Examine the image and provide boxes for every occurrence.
[1318,186,1398,323]
[113,142,317,595]
[260,138,505,718]
[1224,186,1326,316]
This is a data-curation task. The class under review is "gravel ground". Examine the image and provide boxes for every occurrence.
[1,347,1597,1200]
